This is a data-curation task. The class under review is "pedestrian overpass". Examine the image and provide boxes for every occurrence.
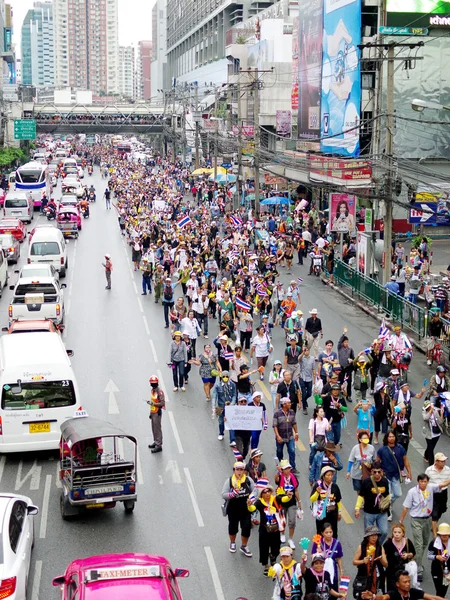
[33,102,173,135]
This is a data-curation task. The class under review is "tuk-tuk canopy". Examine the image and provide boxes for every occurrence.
[60,416,137,446]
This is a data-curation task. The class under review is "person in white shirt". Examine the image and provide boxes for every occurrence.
[185,273,199,306]
[192,290,210,338]
[426,452,450,538]
[181,310,201,357]
[250,325,273,381]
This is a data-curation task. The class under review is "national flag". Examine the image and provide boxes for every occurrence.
[404,336,412,350]
[232,448,243,461]
[339,576,351,594]
[230,215,242,227]
[297,277,303,283]
[379,318,389,340]
[255,477,270,489]
[177,215,193,228]
[223,351,234,361]
[236,297,251,311]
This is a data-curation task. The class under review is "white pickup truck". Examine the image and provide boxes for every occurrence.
[8,277,66,325]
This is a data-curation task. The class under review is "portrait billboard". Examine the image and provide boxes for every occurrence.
[292,16,299,110]
[297,0,323,144]
[276,110,292,138]
[320,0,361,157]
[387,0,450,28]
[329,193,357,233]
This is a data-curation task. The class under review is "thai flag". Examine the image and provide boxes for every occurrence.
[223,351,234,361]
[232,448,243,461]
[404,336,412,350]
[379,318,389,339]
[339,576,351,594]
[177,216,192,229]
[255,477,270,489]
[230,215,242,227]
[297,277,303,283]
[263,411,268,431]
[236,297,251,311]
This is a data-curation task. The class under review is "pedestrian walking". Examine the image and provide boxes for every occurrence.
[355,461,391,544]
[140,256,153,295]
[273,398,299,473]
[247,485,282,575]
[377,431,412,513]
[168,331,188,392]
[426,453,450,538]
[221,461,255,557]
[102,254,112,289]
[147,375,165,453]
[104,187,111,209]
[423,400,445,465]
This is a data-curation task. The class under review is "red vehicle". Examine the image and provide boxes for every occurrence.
[0,218,26,242]
[53,553,189,599]
[2,318,64,334]
[57,207,81,236]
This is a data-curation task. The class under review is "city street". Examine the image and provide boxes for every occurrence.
[1,167,449,600]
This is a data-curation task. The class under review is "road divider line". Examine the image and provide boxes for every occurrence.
[137,296,144,313]
[184,467,204,527]
[204,547,225,600]
[410,439,425,454]
[157,369,169,402]
[257,380,272,403]
[0,455,5,486]
[39,474,52,538]
[132,280,138,294]
[168,411,184,454]
[295,439,307,452]
[149,339,158,362]
[31,560,42,600]
[15,460,41,491]
[340,502,354,524]
[137,447,144,485]
[143,316,150,335]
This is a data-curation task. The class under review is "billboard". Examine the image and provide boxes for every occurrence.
[320,0,361,157]
[387,0,450,27]
[309,156,372,187]
[297,0,323,146]
[329,193,357,233]
[292,16,299,110]
[408,185,450,226]
[276,110,292,138]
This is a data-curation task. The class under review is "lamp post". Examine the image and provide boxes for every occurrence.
[411,98,450,112]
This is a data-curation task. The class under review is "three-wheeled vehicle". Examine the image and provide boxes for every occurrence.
[59,414,138,520]
[57,207,81,237]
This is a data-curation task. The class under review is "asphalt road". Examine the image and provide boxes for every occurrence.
[1,166,450,600]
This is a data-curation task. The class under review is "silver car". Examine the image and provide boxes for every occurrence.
[0,233,20,263]
[0,493,38,600]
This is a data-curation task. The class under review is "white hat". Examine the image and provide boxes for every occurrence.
[105,254,111,259]
[309,308,318,315]
[291,311,298,318]
[252,391,262,400]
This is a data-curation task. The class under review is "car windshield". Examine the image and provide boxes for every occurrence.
[21,267,52,278]
[5,199,27,208]
[30,242,60,256]
[2,380,76,410]
[17,170,41,183]
[16,283,57,295]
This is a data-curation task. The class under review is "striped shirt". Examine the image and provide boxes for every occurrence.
[426,464,450,491]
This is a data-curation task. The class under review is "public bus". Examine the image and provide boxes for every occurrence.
[14,161,51,208]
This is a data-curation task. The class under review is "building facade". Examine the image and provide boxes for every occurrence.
[119,45,135,99]
[21,1,54,87]
[53,0,119,94]
[151,0,168,98]
[136,40,152,100]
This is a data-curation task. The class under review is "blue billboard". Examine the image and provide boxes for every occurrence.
[320,0,361,157]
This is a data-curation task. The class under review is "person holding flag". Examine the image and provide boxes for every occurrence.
[249,390,268,449]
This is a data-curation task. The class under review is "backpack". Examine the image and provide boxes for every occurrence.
[163,284,173,301]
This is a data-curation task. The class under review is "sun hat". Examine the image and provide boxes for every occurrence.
[438,523,450,535]
[435,452,448,461]
[280,546,293,557]
[280,398,291,404]
[309,308,318,314]
[364,525,381,538]
[250,448,263,459]
[252,391,262,400]
[311,553,326,564]
[233,461,245,469]
[320,466,336,478]
[279,459,292,470]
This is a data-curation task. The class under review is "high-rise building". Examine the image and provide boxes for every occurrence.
[21,1,54,87]
[53,0,119,95]
[119,45,135,99]
[151,0,168,98]
[166,0,278,84]
[136,40,152,100]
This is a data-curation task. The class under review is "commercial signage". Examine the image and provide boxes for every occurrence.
[309,156,372,187]
[291,16,299,110]
[298,0,323,149]
[320,0,361,157]
[264,174,287,186]
[364,208,373,231]
[14,119,36,140]
[276,110,292,138]
[408,185,450,225]
[379,26,429,35]
[357,232,369,275]
[232,125,254,138]
[387,0,450,28]
[329,193,357,233]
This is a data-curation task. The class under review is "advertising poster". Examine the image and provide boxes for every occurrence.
[292,16,299,110]
[387,0,450,27]
[298,0,323,144]
[357,232,369,275]
[409,186,450,226]
[320,0,361,157]
[329,192,357,232]
[276,110,292,138]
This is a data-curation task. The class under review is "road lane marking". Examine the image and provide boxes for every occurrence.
[133,280,138,294]
[136,447,144,485]
[166,460,182,483]
[184,467,204,527]
[204,547,225,600]
[340,502,354,524]
[137,296,144,313]
[105,379,120,414]
[410,439,425,453]
[0,455,5,486]
[143,315,150,335]
[157,369,169,402]
[39,474,52,538]
[168,411,184,454]
[15,461,41,491]
[149,339,158,362]
[31,560,42,600]
[295,439,307,452]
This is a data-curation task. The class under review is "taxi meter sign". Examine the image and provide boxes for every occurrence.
[87,566,161,581]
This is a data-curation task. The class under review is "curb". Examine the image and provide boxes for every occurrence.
[324,278,428,356]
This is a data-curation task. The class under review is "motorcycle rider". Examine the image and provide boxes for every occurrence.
[46,198,57,219]
[79,197,89,218]
[429,366,450,406]
[88,184,96,202]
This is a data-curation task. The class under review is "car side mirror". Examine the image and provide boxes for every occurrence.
[174,568,189,578]
[52,576,65,587]
[66,349,74,357]
[27,505,39,515]
[60,283,67,289]
[14,269,19,274]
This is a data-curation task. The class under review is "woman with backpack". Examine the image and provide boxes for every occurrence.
[161,277,178,329]
[247,485,283,575]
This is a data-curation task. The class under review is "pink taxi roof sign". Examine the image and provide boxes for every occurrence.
[86,565,161,582]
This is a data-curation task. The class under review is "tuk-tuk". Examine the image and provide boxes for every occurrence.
[59,414,138,520]
[57,207,81,237]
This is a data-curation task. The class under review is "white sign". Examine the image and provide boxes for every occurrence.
[225,405,263,431]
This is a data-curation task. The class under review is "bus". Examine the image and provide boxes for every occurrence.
[0,332,80,452]
[14,161,51,208]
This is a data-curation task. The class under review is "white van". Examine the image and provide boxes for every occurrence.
[0,332,79,452]
[28,226,68,277]
[32,152,47,164]
[0,245,8,297]
[4,191,34,223]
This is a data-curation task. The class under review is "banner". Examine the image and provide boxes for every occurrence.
[329,192,357,233]
[297,0,323,148]
[276,110,292,138]
[292,16,299,110]
[357,232,369,275]
[320,0,361,157]
[225,405,263,431]
[309,156,372,187]
[409,185,450,226]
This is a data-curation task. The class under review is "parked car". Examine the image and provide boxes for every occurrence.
[0,232,20,263]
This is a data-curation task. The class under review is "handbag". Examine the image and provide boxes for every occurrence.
[371,476,391,513]
[388,447,404,484]
[352,576,370,599]
[221,499,229,517]
[265,520,279,533]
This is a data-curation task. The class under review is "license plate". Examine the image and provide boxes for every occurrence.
[29,422,50,433]
[84,486,124,495]
[86,503,105,509]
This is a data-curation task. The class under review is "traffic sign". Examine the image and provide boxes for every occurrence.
[221,163,232,169]
[13,119,36,140]
[379,26,428,36]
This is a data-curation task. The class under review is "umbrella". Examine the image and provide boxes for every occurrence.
[260,196,291,206]
[245,193,255,201]
[209,173,236,183]
[192,168,213,175]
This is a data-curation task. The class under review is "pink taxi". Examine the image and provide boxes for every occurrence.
[52,553,189,599]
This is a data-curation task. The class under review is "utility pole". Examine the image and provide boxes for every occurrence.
[213,87,219,183]
[194,83,200,170]
[253,69,261,217]
[383,45,394,284]
[172,88,177,161]
[237,79,243,211]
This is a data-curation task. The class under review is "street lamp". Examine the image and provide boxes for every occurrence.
[411,98,450,112]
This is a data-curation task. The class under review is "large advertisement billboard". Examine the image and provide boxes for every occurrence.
[297,0,323,147]
[320,0,361,157]
[409,185,450,226]
[329,192,357,233]
[387,0,450,27]
[292,16,299,110]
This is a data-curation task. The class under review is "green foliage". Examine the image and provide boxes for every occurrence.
[412,234,432,249]
[235,35,248,44]
[0,147,27,167]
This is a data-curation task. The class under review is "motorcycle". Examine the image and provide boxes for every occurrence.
[80,205,90,219]
[88,166,93,176]
[313,254,322,276]
[89,191,96,202]
[44,205,56,220]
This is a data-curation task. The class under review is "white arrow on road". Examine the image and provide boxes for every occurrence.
[165,460,182,484]
[104,379,120,414]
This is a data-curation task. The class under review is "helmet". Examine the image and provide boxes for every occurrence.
[400,352,412,365]
[149,375,159,384]
[437,365,447,373]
